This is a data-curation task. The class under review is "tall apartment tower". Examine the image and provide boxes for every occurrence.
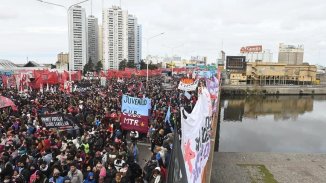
[278,43,304,65]
[103,6,128,70]
[136,25,142,64]
[128,15,138,65]
[87,15,99,66]
[68,5,87,71]
[98,24,103,63]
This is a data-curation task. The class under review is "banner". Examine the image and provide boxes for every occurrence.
[121,95,151,116]
[206,76,219,99]
[40,114,78,130]
[181,87,212,183]
[120,113,149,133]
[178,79,199,91]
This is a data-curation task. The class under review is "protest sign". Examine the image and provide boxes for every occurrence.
[120,112,149,133]
[178,79,199,91]
[40,114,79,130]
[181,87,212,183]
[121,95,151,116]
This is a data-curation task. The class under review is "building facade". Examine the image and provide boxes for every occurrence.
[137,25,142,64]
[103,6,128,70]
[127,15,142,66]
[56,52,69,70]
[128,15,137,65]
[68,5,87,71]
[278,43,304,65]
[87,15,99,66]
[98,24,103,63]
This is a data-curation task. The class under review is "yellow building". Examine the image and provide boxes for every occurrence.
[230,62,317,85]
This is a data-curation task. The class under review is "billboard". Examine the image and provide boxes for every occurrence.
[226,56,246,71]
[240,45,262,53]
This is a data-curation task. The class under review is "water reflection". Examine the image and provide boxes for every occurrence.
[223,95,317,121]
[217,95,326,153]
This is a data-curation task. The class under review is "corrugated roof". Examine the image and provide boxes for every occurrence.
[0,59,18,70]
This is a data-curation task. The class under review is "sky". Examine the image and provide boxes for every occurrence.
[0,0,326,65]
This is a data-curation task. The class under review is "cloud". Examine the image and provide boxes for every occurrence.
[0,11,18,20]
[0,0,326,65]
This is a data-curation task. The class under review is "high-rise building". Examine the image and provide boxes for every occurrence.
[278,43,304,65]
[68,5,87,71]
[98,24,103,63]
[136,25,142,64]
[87,15,99,66]
[103,6,128,70]
[128,15,138,65]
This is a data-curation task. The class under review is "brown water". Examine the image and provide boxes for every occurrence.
[216,95,326,153]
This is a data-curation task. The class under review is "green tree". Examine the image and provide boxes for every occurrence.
[119,59,127,70]
[83,57,94,75]
[148,61,158,70]
[140,60,147,70]
[127,59,136,68]
[95,61,103,72]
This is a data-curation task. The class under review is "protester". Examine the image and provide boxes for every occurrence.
[0,74,201,183]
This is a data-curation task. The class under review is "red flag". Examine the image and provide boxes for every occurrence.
[0,96,18,111]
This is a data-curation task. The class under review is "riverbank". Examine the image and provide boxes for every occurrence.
[212,152,326,183]
[222,85,326,95]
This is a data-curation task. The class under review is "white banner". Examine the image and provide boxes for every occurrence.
[181,87,212,183]
[178,79,199,91]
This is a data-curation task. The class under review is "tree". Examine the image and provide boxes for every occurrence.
[148,61,158,70]
[140,60,147,70]
[83,57,94,75]
[95,61,103,72]
[127,59,136,68]
[119,59,127,70]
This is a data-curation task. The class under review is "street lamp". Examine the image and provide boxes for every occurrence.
[36,0,90,81]
[146,32,165,90]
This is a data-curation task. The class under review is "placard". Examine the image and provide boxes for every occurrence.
[120,113,149,133]
[121,95,151,116]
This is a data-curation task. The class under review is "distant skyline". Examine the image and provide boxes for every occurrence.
[0,0,325,65]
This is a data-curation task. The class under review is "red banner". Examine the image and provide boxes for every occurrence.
[120,113,149,133]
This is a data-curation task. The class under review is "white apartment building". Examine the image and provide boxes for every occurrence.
[103,6,128,70]
[87,15,99,66]
[68,5,87,71]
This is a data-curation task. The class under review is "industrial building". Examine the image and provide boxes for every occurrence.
[278,43,304,65]
[226,56,317,85]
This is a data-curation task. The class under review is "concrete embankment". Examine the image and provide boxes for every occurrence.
[212,152,326,183]
[222,85,326,95]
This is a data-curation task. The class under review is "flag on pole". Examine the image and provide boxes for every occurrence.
[164,106,174,132]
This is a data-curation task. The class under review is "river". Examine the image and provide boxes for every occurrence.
[216,95,326,153]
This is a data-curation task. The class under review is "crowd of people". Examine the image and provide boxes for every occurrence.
[0,75,198,183]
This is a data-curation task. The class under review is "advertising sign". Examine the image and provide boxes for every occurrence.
[240,45,263,53]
